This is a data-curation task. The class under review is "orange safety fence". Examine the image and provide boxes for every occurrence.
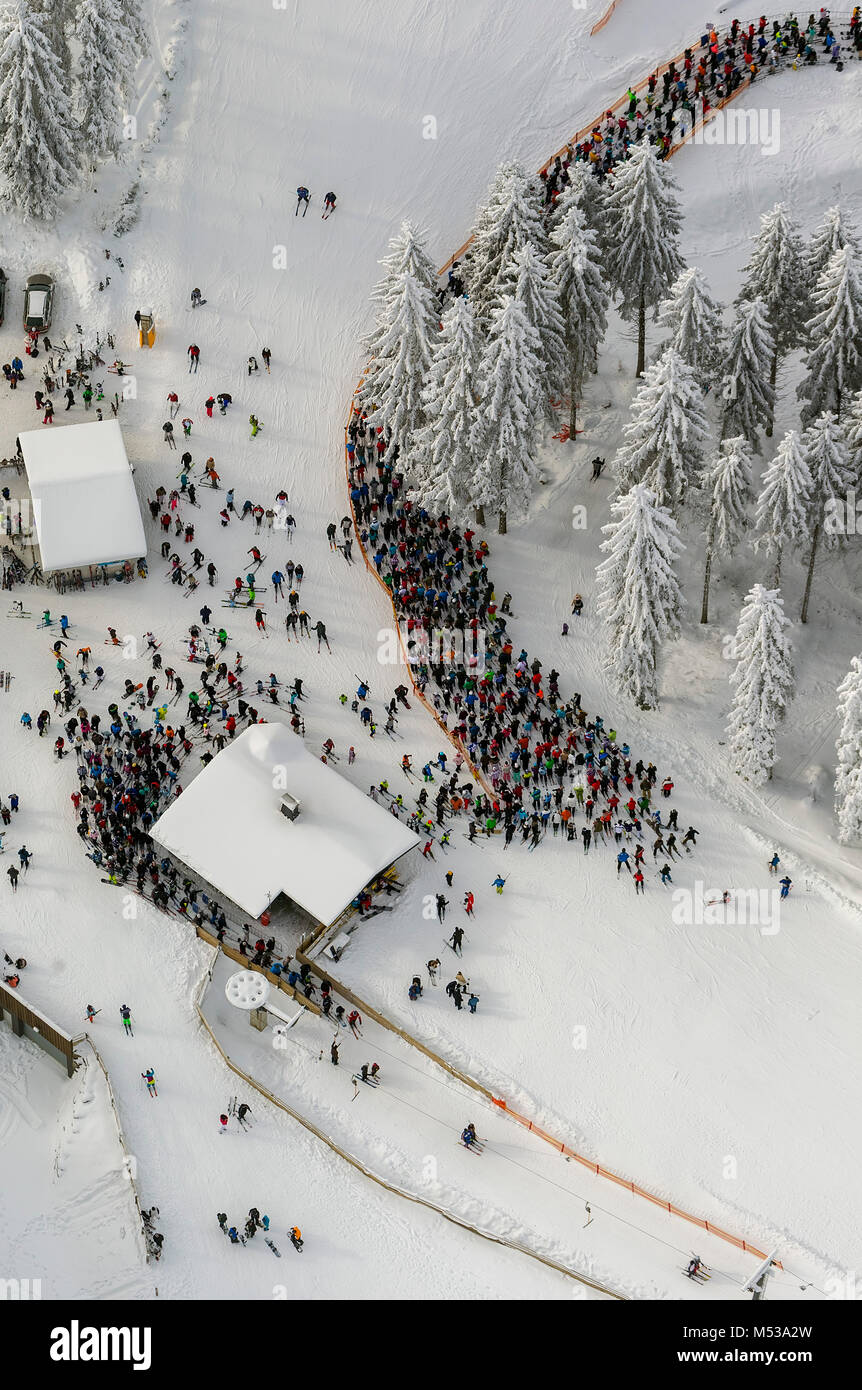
[493,1098,783,1265]
[590,0,619,37]
[340,14,834,1267]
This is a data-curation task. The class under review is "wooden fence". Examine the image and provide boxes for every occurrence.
[0,981,77,1076]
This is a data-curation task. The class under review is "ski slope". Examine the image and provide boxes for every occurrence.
[0,0,860,1300]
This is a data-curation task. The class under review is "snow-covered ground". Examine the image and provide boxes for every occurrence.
[1,0,861,1300]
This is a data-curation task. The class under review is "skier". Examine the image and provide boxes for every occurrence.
[295,186,310,216]
[163,422,176,450]
[120,1004,133,1036]
[460,1123,479,1149]
[219,1113,229,1135]
[779,875,792,899]
[591,456,606,480]
[436,892,449,922]
[491,875,506,895]
[85,1003,98,1024]
[237,1102,252,1128]
[314,619,330,652]
[449,925,464,955]
[768,852,780,874]
[217,1212,228,1232]
[682,826,699,851]
[261,347,271,372]
[141,1068,157,1097]
[467,993,479,1014]
[347,1009,362,1037]
[190,287,204,308]
[427,957,441,984]
[463,891,474,916]
[187,343,200,373]
[322,191,337,217]
[571,594,584,617]
[330,1040,340,1065]
[249,414,260,438]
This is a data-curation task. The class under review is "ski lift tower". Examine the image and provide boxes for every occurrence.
[742,1248,780,1301]
[224,968,304,1034]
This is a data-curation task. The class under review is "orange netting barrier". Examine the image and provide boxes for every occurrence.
[492,1098,783,1265]
[590,0,619,37]
[340,15,830,1266]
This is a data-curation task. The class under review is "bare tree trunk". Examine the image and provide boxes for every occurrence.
[774,550,782,589]
[498,509,507,536]
[766,347,778,437]
[569,359,578,439]
[700,544,713,624]
[636,288,646,378]
[800,523,821,624]
[474,504,485,527]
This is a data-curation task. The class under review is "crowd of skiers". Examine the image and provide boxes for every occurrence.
[540,9,854,186]
[346,414,689,882]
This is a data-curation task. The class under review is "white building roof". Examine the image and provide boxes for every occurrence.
[20,419,146,571]
[151,724,420,923]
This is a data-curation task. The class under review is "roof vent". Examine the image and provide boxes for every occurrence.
[280,793,301,821]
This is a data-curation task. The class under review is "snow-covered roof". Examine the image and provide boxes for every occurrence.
[20,419,146,571]
[151,724,420,923]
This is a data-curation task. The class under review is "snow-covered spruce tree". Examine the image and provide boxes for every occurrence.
[361,221,438,374]
[835,654,862,844]
[549,163,606,249]
[699,435,755,624]
[112,0,150,63]
[409,296,481,522]
[726,584,794,785]
[504,241,568,413]
[361,270,438,463]
[610,347,708,513]
[657,266,724,391]
[845,387,862,486]
[32,0,73,71]
[752,430,812,587]
[797,246,862,425]
[0,0,79,219]
[465,161,549,320]
[75,0,136,161]
[737,203,808,436]
[473,293,544,535]
[807,205,861,288]
[597,482,685,709]
[603,142,684,376]
[719,297,775,452]
[550,200,609,437]
[799,411,852,623]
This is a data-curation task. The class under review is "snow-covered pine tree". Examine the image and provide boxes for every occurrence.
[726,584,794,785]
[548,163,606,250]
[0,0,79,219]
[797,246,862,425]
[465,161,550,320]
[799,411,851,623]
[409,296,481,522]
[550,199,608,436]
[737,202,808,436]
[752,430,812,587]
[361,269,438,463]
[719,296,775,452]
[361,221,438,373]
[602,142,684,376]
[807,204,861,288]
[845,387,862,486]
[112,0,150,62]
[656,266,724,390]
[596,482,685,709]
[610,347,708,513]
[504,241,568,414]
[834,654,862,844]
[699,435,755,624]
[75,0,136,160]
[473,293,544,534]
[31,0,73,72]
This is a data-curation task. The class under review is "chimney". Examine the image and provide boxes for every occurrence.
[280,793,301,821]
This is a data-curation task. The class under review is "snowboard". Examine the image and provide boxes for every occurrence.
[265,1237,281,1256]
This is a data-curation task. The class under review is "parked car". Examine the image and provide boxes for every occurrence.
[0,268,7,325]
[24,273,54,331]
